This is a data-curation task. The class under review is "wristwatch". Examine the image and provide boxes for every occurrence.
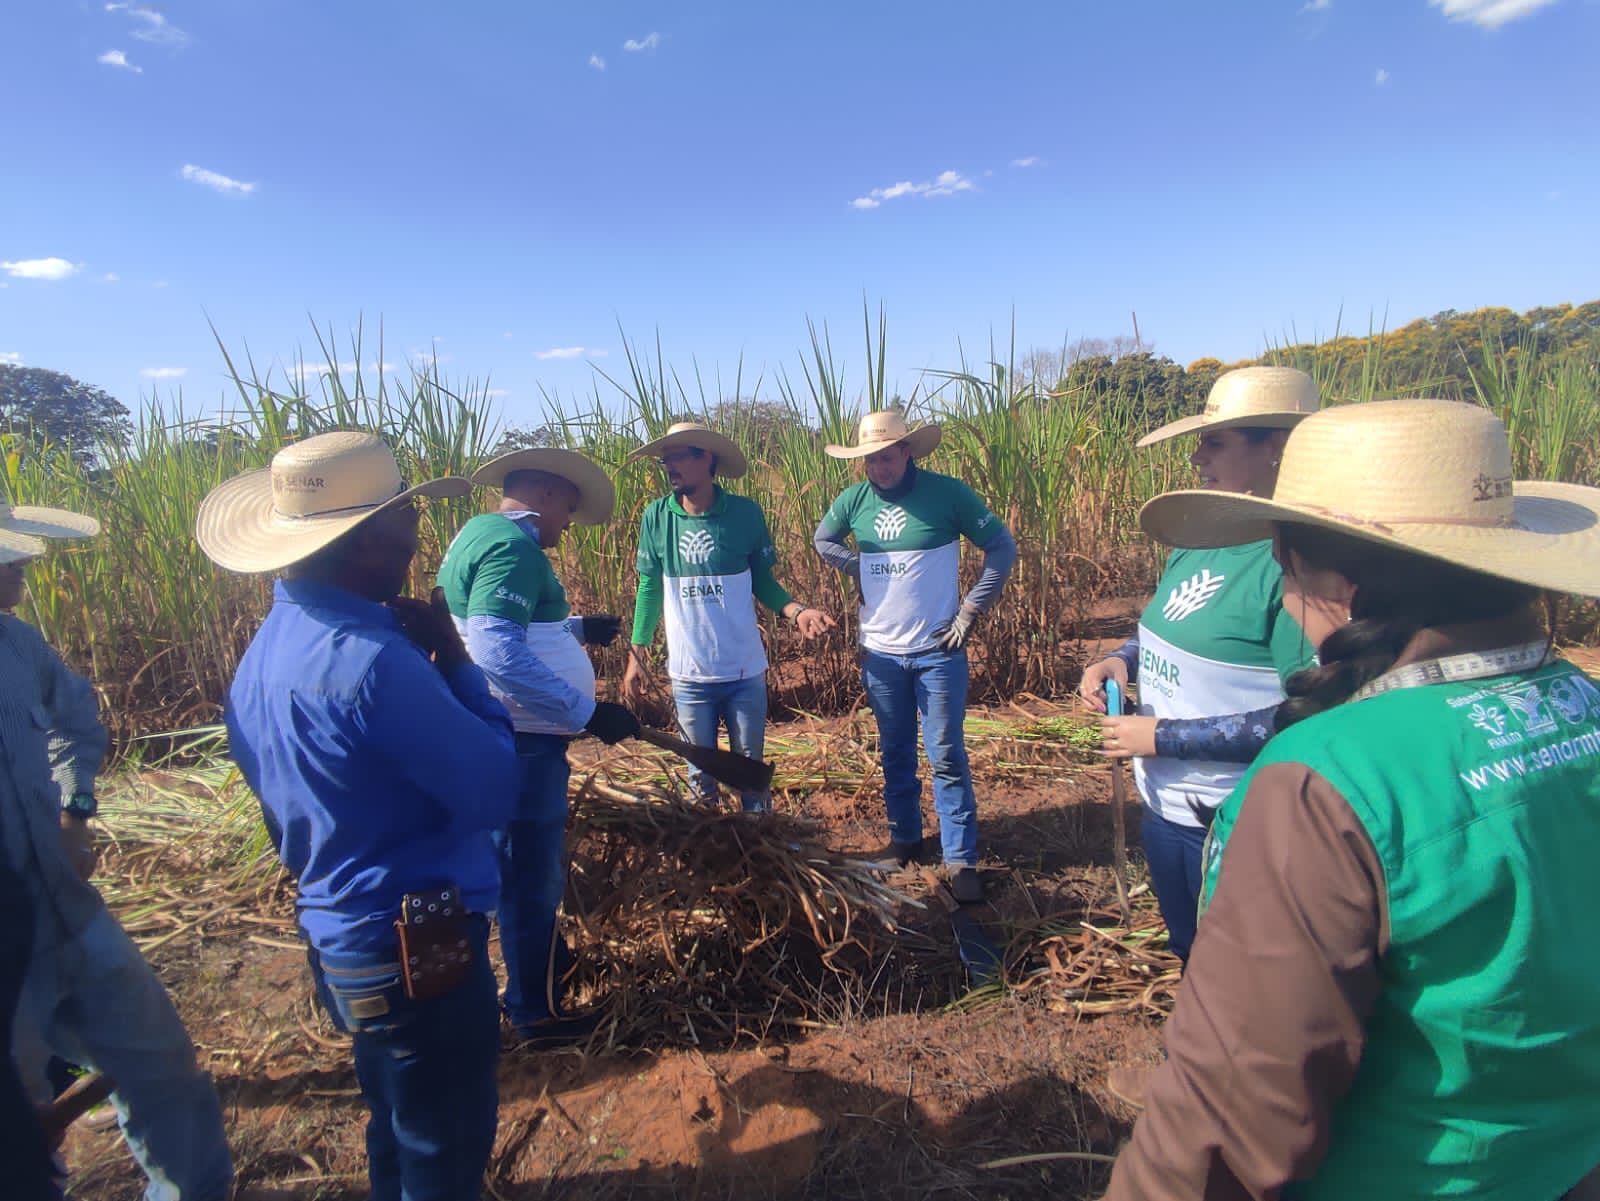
[63,791,97,820]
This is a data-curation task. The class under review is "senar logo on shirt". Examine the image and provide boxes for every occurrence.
[873,505,909,541]
[493,584,531,611]
[1162,569,1226,622]
[678,528,715,565]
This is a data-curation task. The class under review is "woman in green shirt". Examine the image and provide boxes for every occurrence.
[1107,398,1600,1201]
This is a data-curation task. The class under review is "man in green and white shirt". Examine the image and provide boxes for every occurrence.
[814,411,1016,903]
[622,422,834,812]
[437,447,640,1042]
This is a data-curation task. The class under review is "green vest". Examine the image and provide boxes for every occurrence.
[1203,661,1600,1200]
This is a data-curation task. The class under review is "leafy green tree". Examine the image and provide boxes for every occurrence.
[0,366,132,466]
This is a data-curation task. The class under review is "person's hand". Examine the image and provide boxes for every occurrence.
[1078,656,1130,715]
[584,700,641,745]
[60,813,97,881]
[621,646,655,707]
[387,589,469,673]
[1100,714,1158,760]
[792,606,837,640]
[581,615,623,647]
[934,604,981,651]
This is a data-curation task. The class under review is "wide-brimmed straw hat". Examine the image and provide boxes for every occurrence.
[0,501,100,565]
[628,422,749,480]
[824,410,942,460]
[1137,366,1320,448]
[470,448,615,525]
[196,431,470,574]
[1140,398,1600,597]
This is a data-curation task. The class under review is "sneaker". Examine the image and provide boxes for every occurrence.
[513,1011,602,1048]
[948,866,984,904]
[1106,1065,1152,1111]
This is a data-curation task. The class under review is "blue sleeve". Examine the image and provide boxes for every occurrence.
[38,639,108,800]
[1154,706,1280,763]
[465,614,597,732]
[1112,636,1140,681]
[362,642,521,835]
[963,522,1016,612]
[812,513,860,581]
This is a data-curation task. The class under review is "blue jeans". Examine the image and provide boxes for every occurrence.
[494,732,572,1027]
[672,674,770,812]
[1141,808,1207,964]
[13,907,232,1201]
[309,917,500,1201]
[861,647,978,867]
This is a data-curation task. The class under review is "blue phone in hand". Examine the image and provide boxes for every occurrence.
[1106,679,1125,718]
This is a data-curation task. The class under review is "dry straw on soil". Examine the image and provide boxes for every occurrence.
[96,705,1174,1057]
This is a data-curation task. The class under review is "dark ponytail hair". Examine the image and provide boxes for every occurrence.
[1275,523,1547,730]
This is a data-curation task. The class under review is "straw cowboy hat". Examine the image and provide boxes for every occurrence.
[824,410,942,460]
[470,447,616,525]
[0,501,100,565]
[1140,398,1600,597]
[628,422,749,480]
[195,431,470,574]
[1137,366,1320,448]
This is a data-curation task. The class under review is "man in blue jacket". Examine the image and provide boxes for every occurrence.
[199,432,536,1201]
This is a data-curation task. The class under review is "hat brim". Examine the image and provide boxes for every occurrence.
[1139,481,1600,598]
[470,448,616,525]
[1,505,100,541]
[1137,410,1313,448]
[824,425,942,460]
[196,470,471,575]
[628,431,749,479]
[0,530,48,566]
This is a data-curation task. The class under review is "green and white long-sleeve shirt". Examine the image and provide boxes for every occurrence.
[631,488,792,683]
[815,466,1013,655]
[1132,541,1315,826]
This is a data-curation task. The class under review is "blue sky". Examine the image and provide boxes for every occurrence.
[3,0,1597,430]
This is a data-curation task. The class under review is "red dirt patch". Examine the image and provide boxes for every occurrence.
[68,722,1165,1201]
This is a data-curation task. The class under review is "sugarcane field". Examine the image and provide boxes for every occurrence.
[8,5,1600,1201]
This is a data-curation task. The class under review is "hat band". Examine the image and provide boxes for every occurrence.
[1291,502,1519,535]
[271,480,408,522]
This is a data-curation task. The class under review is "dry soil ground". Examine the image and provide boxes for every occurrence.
[63,732,1168,1201]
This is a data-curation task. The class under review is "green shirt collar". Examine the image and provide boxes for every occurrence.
[667,483,727,518]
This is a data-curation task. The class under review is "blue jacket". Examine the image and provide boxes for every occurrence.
[225,578,519,955]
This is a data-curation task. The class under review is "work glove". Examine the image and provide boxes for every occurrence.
[934,604,981,652]
[583,700,641,745]
[580,615,623,647]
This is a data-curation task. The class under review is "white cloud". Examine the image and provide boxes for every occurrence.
[1,257,80,281]
[486,388,511,398]
[1011,155,1040,168]
[97,48,142,73]
[623,32,661,52]
[180,164,257,195]
[502,331,514,339]
[140,366,187,379]
[850,168,976,210]
[1303,0,1332,10]
[0,353,22,367]
[1375,67,1390,85]
[103,272,120,282]
[106,3,191,48]
[588,53,606,70]
[1428,0,1559,29]
[535,346,608,360]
